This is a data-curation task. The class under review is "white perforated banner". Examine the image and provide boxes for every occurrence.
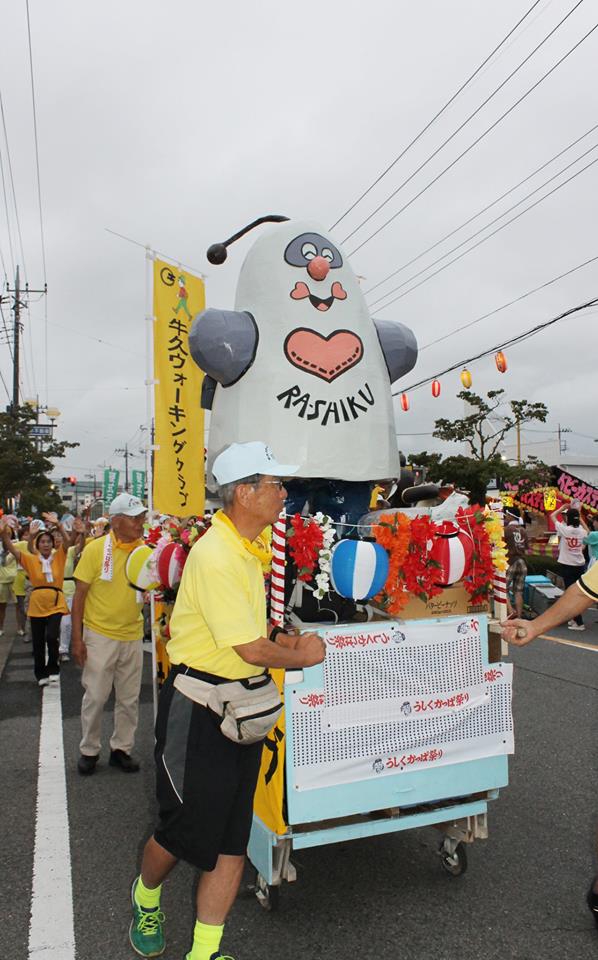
[288,618,513,792]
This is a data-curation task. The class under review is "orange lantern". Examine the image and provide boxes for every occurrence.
[400,392,409,412]
[460,368,472,389]
[431,379,441,398]
[495,350,507,373]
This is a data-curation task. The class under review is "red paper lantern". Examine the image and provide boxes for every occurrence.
[460,368,472,389]
[157,541,186,588]
[431,379,441,398]
[495,351,507,373]
[400,392,409,411]
[429,520,474,587]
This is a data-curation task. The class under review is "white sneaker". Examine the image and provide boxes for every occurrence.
[38,677,50,687]
[568,623,586,631]
[48,674,60,683]
[0,630,4,637]
[59,653,70,663]
[17,629,25,637]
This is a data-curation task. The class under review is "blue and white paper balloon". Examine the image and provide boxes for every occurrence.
[330,539,389,600]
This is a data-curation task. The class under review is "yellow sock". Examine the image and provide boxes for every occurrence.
[134,875,162,910]
[187,920,225,960]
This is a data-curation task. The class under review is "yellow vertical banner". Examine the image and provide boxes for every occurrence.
[153,260,205,515]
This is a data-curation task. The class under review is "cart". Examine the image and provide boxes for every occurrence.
[248,611,512,909]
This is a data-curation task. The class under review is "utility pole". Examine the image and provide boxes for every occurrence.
[12,266,20,411]
[115,442,131,492]
[5,266,47,414]
[557,423,571,460]
[515,417,521,465]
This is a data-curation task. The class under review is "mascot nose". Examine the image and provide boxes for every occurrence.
[307,256,330,281]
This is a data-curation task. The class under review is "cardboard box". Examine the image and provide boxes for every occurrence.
[393,583,490,621]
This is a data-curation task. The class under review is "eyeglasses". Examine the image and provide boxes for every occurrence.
[259,479,286,490]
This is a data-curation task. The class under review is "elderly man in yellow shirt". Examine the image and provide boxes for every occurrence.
[71,493,147,776]
[501,559,598,932]
[128,441,326,960]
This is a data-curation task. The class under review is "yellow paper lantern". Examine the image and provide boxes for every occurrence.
[543,488,557,512]
[125,545,160,591]
[460,368,472,389]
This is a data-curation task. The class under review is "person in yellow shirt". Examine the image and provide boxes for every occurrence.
[0,513,80,685]
[501,558,598,931]
[71,493,147,776]
[129,441,326,960]
[12,520,32,638]
[0,516,18,637]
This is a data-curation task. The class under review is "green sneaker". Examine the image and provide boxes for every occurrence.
[129,878,165,957]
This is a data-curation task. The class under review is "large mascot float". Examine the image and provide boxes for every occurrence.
[186,215,513,907]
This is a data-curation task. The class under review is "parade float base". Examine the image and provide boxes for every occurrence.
[248,614,512,906]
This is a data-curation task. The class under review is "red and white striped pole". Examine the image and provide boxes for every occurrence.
[489,500,508,656]
[270,511,287,627]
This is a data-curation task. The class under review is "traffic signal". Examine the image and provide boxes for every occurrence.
[69,476,77,487]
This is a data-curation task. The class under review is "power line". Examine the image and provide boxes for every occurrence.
[396,295,598,396]
[341,0,585,247]
[370,145,598,310]
[364,120,598,299]
[25,0,45,402]
[24,0,46,284]
[415,253,598,354]
[0,136,15,277]
[329,0,544,232]
[348,16,598,257]
[0,92,28,280]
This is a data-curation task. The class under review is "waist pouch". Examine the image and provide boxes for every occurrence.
[173,665,282,745]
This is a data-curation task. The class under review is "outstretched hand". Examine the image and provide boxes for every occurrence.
[500,618,536,647]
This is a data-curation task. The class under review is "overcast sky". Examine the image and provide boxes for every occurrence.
[1,0,598,485]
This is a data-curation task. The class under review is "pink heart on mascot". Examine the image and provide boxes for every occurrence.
[284,328,363,383]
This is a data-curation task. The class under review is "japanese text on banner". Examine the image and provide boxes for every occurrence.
[153,260,205,515]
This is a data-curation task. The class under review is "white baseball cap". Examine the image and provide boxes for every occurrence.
[109,493,147,517]
[212,441,299,486]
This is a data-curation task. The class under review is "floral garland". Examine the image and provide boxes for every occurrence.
[312,513,336,599]
[286,512,337,597]
[455,507,495,602]
[484,508,508,573]
[287,513,325,583]
[372,512,411,614]
[402,515,444,602]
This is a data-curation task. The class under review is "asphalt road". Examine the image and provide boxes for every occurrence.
[2,610,598,960]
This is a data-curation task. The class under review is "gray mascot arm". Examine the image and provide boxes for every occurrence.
[373,318,418,384]
[189,308,259,410]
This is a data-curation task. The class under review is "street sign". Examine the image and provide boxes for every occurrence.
[29,424,53,438]
[132,469,146,499]
[103,469,120,504]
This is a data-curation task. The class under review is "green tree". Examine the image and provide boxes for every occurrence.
[0,405,78,514]
[433,389,548,460]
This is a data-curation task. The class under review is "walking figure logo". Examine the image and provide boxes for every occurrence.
[173,275,192,319]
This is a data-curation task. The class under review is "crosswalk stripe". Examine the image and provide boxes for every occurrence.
[28,682,76,959]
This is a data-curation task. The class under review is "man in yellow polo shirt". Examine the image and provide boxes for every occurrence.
[501,556,598,929]
[72,493,147,776]
[128,442,326,960]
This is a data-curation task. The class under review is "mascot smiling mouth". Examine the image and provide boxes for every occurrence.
[290,280,347,312]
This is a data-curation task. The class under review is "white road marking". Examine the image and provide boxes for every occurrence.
[28,683,76,960]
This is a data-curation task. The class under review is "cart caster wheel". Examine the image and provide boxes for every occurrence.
[254,871,280,911]
[439,840,468,877]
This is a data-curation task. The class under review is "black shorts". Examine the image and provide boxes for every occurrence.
[153,671,263,871]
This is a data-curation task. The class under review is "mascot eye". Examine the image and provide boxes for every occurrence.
[321,247,334,262]
[301,242,317,261]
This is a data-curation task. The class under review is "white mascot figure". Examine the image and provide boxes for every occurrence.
[189,215,418,484]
